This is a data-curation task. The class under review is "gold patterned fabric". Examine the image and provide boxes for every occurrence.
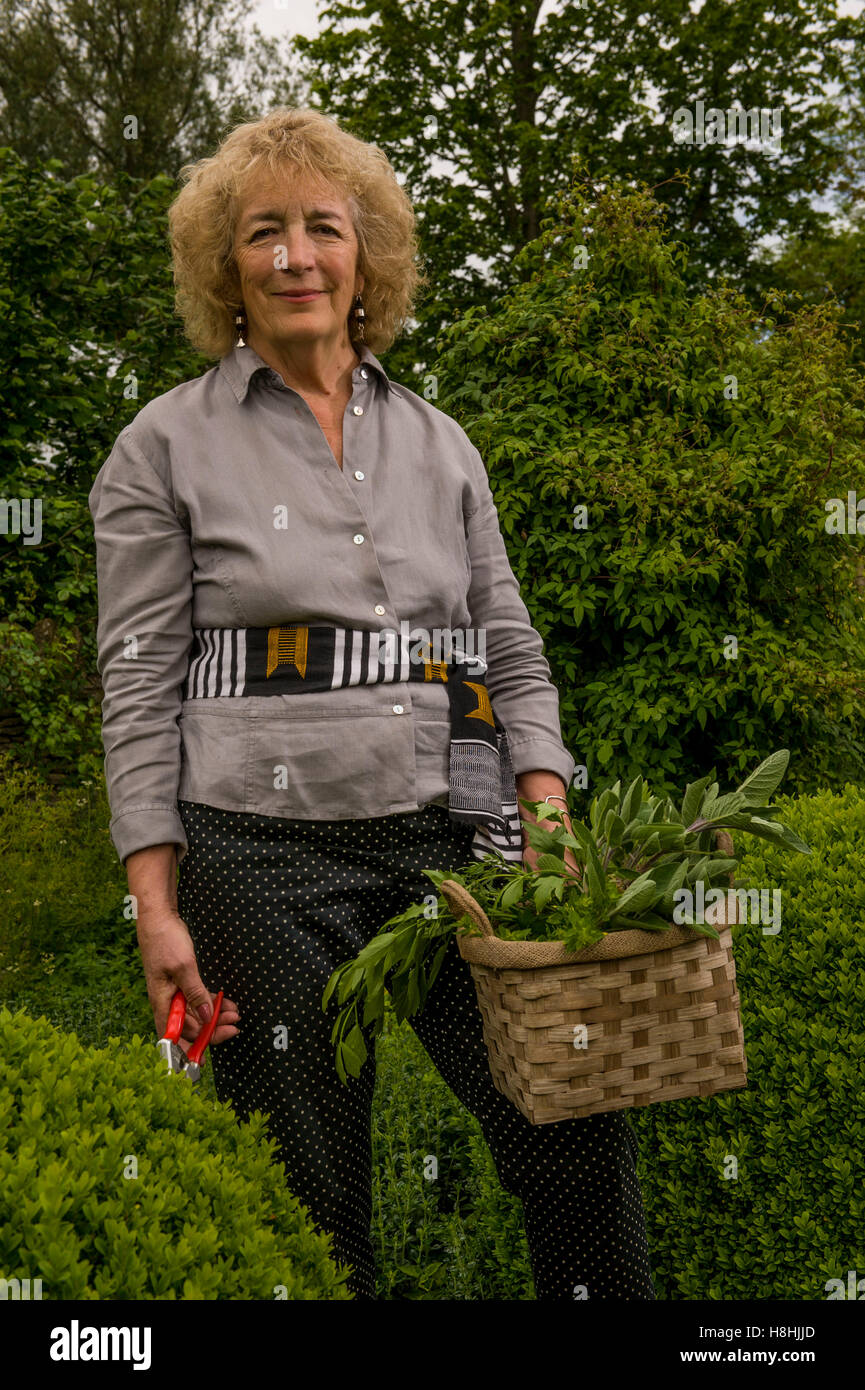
[184,621,521,851]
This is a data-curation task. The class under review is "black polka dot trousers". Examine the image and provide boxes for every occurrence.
[176,798,657,1302]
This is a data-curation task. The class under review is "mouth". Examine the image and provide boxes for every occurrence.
[274,290,325,302]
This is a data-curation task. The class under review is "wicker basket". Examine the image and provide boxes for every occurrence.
[439,850,748,1125]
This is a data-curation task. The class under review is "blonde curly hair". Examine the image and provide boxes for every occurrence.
[168,107,425,359]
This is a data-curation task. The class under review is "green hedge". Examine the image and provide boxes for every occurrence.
[0,1008,353,1299]
[631,780,865,1299]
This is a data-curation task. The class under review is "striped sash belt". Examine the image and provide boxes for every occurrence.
[184,623,522,860]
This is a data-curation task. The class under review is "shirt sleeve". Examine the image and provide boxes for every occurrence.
[463,442,576,790]
[88,425,194,868]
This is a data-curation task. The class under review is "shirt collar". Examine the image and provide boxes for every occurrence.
[218,341,400,403]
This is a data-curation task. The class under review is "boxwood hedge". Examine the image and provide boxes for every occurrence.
[0,1008,354,1299]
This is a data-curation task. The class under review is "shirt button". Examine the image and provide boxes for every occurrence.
[353,533,365,544]
[392,704,404,714]
[374,604,385,615]
[352,405,364,416]
[354,470,365,481]
[360,368,368,379]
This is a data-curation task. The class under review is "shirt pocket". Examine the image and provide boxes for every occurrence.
[177,705,255,810]
[413,715,451,790]
[248,701,418,819]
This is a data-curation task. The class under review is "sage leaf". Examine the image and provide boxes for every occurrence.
[620,775,644,826]
[681,773,712,828]
[735,748,789,805]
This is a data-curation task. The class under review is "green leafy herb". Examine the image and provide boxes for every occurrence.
[324,749,810,1081]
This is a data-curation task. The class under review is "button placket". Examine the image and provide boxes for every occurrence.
[343,365,371,480]
[346,366,391,621]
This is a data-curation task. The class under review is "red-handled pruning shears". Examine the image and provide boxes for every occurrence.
[157,987,224,1085]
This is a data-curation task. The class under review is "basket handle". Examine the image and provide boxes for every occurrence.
[440,879,495,937]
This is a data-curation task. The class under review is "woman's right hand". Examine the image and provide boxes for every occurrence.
[136,906,241,1052]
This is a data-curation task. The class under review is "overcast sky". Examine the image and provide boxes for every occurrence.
[251,0,322,39]
[249,0,592,39]
[250,0,863,40]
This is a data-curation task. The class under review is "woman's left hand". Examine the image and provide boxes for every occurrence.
[521,809,582,883]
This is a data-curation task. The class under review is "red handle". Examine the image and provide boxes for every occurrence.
[163,988,187,1044]
[187,991,224,1066]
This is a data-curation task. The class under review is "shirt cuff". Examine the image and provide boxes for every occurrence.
[110,805,189,869]
[506,738,576,792]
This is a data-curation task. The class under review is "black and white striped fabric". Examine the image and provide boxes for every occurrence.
[184,623,523,864]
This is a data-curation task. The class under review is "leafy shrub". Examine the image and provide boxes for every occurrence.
[0,749,149,1049]
[435,172,865,806]
[0,1008,354,1299]
[632,781,865,1298]
[0,148,203,787]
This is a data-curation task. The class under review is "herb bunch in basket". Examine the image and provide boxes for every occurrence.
[323,749,810,1081]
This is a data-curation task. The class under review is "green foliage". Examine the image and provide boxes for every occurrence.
[324,749,811,1077]
[0,149,204,786]
[371,1000,533,1299]
[752,202,865,370]
[0,750,141,1025]
[3,754,861,1298]
[513,746,811,946]
[434,174,865,804]
[0,0,302,181]
[633,782,865,1299]
[322,897,456,1083]
[296,1,864,376]
[0,1007,355,1299]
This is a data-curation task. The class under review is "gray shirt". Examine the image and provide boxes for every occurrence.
[88,342,575,866]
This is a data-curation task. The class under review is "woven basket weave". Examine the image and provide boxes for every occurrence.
[439,848,748,1125]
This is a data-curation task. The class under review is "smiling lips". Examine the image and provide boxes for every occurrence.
[275,290,324,300]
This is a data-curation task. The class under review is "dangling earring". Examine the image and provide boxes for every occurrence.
[235,310,247,348]
[350,292,365,343]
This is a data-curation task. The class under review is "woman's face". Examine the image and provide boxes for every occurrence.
[231,166,364,358]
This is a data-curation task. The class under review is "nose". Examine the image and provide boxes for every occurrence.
[275,225,317,274]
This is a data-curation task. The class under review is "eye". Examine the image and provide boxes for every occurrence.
[250,227,276,240]
[313,223,340,236]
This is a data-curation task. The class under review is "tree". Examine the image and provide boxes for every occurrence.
[294,0,865,379]
[0,148,204,781]
[751,200,865,370]
[433,166,865,803]
[0,0,305,180]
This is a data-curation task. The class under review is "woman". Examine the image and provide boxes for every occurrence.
[89,107,656,1302]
